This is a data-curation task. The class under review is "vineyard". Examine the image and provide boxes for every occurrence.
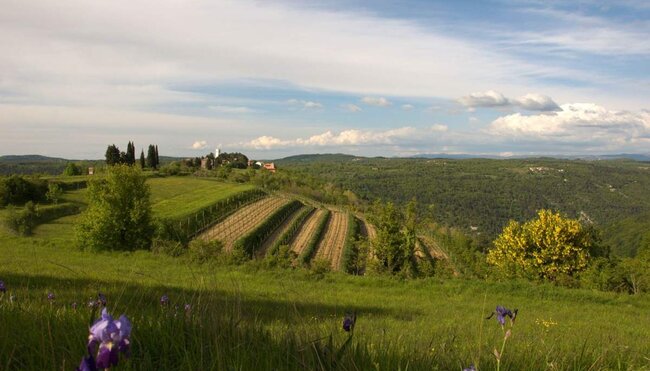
[197,196,291,251]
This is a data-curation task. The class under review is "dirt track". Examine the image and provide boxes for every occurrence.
[197,197,288,251]
[290,209,325,256]
[315,211,348,270]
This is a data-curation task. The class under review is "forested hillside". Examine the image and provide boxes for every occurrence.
[277,155,650,257]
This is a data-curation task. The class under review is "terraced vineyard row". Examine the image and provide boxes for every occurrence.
[197,196,290,251]
[290,209,326,258]
[314,211,348,269]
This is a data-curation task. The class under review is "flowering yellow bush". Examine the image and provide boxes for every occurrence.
[487,209,591,280]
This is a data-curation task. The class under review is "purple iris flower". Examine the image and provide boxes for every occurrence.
[76,355,97,371]
[463,365,476,371]
[342,313,356,332]
[486,306,518,326]
[184,304,191,312]
[47,292,55,302]
[0,280,6,293]
[72,302,78,310]
[87,308,132,369]
[160,294,169,306]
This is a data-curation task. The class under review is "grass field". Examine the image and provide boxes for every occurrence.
[148,177,254,218]
[1,214,650,370]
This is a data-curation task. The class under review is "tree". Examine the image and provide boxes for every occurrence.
[76,165,154,251]
[146,145,157,169]
[126,141,136,165]
[368,199,418,274]
[139,150,146,168]
[63,162,82,176]
[487,209,593,280]
[46,182,63,204]
[155,145,160,167]
[105,145,121,166]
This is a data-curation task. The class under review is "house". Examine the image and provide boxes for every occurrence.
[263,162,276,173]
[88,167,94,175]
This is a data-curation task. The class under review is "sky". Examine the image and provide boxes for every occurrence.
[1,0,649,159]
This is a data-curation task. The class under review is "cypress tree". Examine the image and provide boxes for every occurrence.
[126,141,135,165]
[155,145,160,168]
[146,145,156,169]
[139,150,146,168]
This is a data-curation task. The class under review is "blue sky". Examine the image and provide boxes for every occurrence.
[0,0,649,159]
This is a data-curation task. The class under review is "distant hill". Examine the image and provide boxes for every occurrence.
[412,153,650,161]
[275,153,363,165]
[279,156,650,257]
[0,155,71,163]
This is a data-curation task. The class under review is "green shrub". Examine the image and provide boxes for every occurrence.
[188,239,223,263]
[0,176,48,206]
[4,201,39,236]
[264,245,297,269]
[76,165,154,251]
[309,258,332,277]
[36,202,79,223]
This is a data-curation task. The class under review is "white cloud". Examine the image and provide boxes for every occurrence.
[361,97,392,107]
[459,91,561,112]
[244,127,418,149]
[208,105,254,113]
[192,140,208,149]
[458,90,510,108]
[342,104,362,112]
[288,99,323,110]
[401,104,414,110]
[248,136,289,150]
[430,124,448,132]
[512,94,561,112]
[489,103,650,143]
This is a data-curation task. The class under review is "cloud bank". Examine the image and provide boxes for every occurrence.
[458,91,561,111]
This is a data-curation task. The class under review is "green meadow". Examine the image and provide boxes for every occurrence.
[1,180,649,370]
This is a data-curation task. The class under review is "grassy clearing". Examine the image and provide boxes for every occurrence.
[148,177,254,219]
[1,219,649,370]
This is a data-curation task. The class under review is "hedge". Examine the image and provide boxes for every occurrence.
[298,209,331,265]
[339,213,360,273]
[233,200,303,257]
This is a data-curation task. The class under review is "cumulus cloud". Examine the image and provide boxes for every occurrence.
[342,104,362,112]
[361,97,391,107]
[458,91,561,112]
[288,99,323,110]
[244,127,418,149]
[401,104,414,110]
[489,103,650,143]
[192,140,208,149]
[430,124,448,132]
[208,105,254,113]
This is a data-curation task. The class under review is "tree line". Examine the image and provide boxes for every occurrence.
[105,142,160,169]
